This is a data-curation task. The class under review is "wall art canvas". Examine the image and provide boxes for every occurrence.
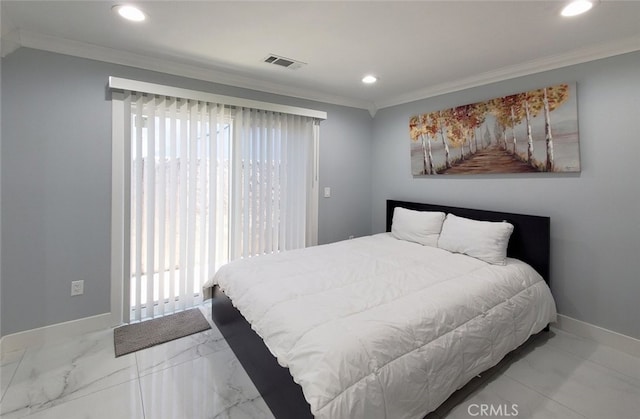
[409,83,580,175]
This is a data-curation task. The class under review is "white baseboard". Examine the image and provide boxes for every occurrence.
[553,314,640,358]
[0,313,115,353]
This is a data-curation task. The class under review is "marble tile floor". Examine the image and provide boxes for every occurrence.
[1,305,638,419]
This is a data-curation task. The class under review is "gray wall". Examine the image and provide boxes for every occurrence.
[372,51,640,339]
[3,47,639,341]
[0,48,372,336]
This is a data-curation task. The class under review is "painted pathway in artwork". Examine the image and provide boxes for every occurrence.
[441,145,538,174]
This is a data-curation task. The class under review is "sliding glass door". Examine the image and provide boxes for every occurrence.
[112,81,321,323]
[129,96,232,320]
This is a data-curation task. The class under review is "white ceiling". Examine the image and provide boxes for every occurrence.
[2,1,640,112]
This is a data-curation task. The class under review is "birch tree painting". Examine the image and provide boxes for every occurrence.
[409,83,579,175]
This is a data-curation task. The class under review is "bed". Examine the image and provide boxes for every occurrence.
[209,200,556,419]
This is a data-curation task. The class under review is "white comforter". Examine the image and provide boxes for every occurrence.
[211,233,556,419]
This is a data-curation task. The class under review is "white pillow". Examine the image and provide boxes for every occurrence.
[437,213,514,265]
[391,207,446,247]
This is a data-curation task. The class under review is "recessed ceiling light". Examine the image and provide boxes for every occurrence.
[561,0,594,17]
[113,4,146,22]
[362,75,377,84]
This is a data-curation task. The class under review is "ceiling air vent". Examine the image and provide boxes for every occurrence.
[263,54,306,70]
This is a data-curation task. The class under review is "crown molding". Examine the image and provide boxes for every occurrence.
[12,29,374,112]
[0,28,21,58]
[374,35,640,110]
[5,29,639,115]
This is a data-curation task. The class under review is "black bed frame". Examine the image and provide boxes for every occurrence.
[211,200,551,419]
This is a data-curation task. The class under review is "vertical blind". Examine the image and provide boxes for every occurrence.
[115,85,321,322]
[232,107,318,260]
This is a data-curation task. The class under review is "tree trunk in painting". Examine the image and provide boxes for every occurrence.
[420,136,429,175]
[420,135,434,175]
[525,100,534,164]
[439,128,451,168]
[493,120,503,148]
[510,107,517,155]
[543,88,555,171]
[474,129,479,153]
[427,136,435,174]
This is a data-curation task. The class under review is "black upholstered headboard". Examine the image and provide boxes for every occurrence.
[386,200,550,284]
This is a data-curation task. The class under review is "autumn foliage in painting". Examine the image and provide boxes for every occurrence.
[409,83,578,175]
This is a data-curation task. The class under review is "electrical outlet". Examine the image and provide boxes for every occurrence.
[71,280,84,296]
